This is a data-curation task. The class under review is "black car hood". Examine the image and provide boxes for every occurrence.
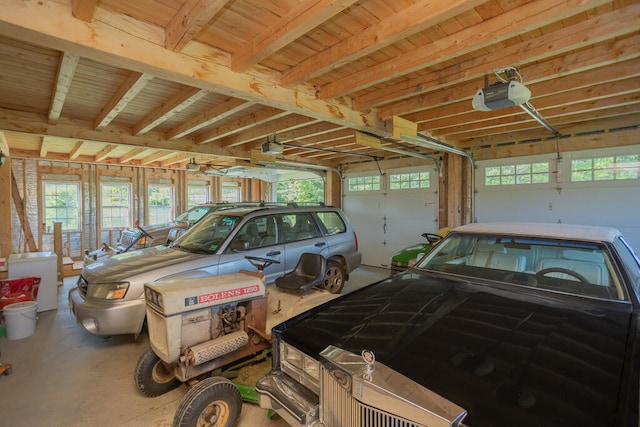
[278,271,633,427]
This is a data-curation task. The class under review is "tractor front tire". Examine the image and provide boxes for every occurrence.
[134,347,181,397]
[173,377,242,427]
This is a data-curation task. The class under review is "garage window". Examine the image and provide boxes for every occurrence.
[485,162,549,186]
[101,183,131,228]
[222,181,241,202]
[390,172,430,189]
[148,185,173,223]
[188,182,209,207]
[43,182,80,232]
[348,175,380,191]
[571,154,639,182]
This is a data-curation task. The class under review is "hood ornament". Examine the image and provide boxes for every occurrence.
[361,349,375,381]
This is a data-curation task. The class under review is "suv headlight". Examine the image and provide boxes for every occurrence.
[86,282,130,300]
[280,342,321,393]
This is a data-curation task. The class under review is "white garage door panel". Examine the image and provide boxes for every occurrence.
[344,168,438,267]
[476,147,640,252]
[385,191,438,258]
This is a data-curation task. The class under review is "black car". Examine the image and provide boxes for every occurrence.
[257,222,640,427]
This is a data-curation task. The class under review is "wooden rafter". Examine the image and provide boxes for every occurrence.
[94,144,116,162]
[165,0,229,52]
[133,87,209,135]
[232,0,358,72]
[71,0,99,22]
[320,0,612,99]
[69,141,86,160]
[94,72,154,130]
[281,0,486,86]
[48,51,79,123]
[166,98,254,140]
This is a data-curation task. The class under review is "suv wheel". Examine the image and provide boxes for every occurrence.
[323,261,345,294]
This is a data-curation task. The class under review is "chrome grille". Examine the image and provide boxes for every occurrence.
[321,368,424,427]
[77,275,88,296]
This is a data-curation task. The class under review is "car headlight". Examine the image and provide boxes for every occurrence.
[86,282,130,300]
[280,342,321,393]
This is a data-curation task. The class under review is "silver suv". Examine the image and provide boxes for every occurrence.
[69,205,361,337]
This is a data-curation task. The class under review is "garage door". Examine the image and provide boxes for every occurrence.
[475,145,640,252]
[343,167,438,267]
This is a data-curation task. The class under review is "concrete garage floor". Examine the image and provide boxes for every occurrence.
[0,265,389,426]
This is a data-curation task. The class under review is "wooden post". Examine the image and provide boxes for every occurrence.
[0,133,11,259]
[53,222,63,284]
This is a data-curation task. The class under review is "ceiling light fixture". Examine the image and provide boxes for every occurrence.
[261,134,283,155]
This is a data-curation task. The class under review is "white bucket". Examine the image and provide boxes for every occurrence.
[3,301,38,340]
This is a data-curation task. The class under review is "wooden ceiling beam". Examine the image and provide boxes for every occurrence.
[95,72,154,130]
[133,87,208,135]
[140,150,175,166]
[457,112,640,149]
[445,103,640,142]
[71,0,99,22]
[119,147,148,163]
[160,153,193,167]
[467,127,640,160]
[320,0,612,100]
[383,50,640,124]
[69,140,86,160]
[48,51,79,124]
[0,0,385,134]
[165,0,229,52]
[282,0,486,86]
[414,62,640,135]
[39,136,50,157]
[166,98,253,140]
[220,115,317,148]
[277,122,342,142]
[195,108,290,145]
[431,85,640,138]
[94,144,116,162]
[362,4,640,113]
[0,107,248,160]
[232,0,357,72]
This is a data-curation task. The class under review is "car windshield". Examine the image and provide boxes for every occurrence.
[172,213,241,254]
[416,233,627,301]
[174,206,213,224]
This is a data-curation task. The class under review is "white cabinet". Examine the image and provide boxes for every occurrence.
[8,252,58,312]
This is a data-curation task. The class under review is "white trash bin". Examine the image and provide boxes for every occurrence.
[3,301,38,340]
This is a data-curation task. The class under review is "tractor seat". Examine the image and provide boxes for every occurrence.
[275,253,326,293]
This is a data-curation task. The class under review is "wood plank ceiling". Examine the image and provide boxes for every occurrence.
[0,0,638,173]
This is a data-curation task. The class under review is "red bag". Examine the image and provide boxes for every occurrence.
[0,292,32,309]
[0,277,41,299]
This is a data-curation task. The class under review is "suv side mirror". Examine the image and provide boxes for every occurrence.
[230,239,249,252]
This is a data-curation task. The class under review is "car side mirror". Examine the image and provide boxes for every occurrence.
[230,239,249,252]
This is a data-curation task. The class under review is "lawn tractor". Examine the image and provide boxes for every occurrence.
[134,254,335,426]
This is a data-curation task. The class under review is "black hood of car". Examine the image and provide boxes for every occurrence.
[276,271,634,427]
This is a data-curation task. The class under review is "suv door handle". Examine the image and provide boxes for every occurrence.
[267,250,281,257]
[314,242,326,247]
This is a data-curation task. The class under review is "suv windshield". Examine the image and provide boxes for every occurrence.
[173,214,242,254]
[416,233,626,301]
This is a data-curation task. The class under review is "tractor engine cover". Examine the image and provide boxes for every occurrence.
[143,271,265,364]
